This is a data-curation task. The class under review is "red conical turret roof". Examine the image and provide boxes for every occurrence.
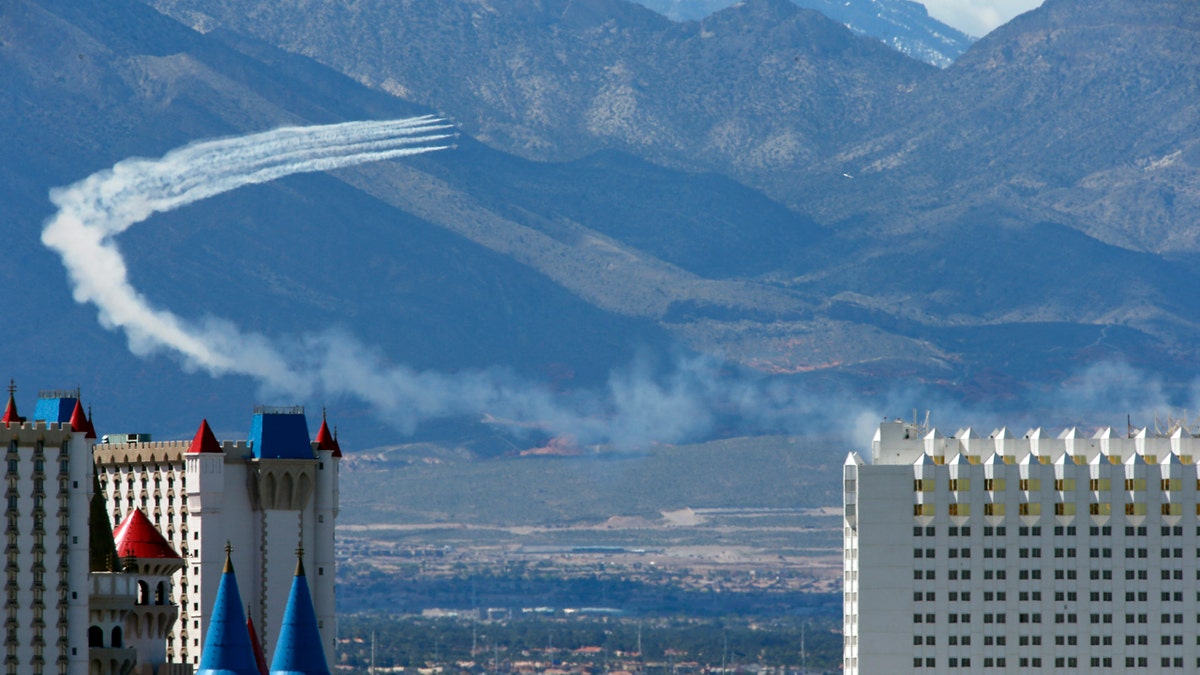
[85,406,97,440]
[316,414,342,458]
[188,419,223,454]
[1,393,20,427]
[0,381,21,427]
[113,508,182,560]
[69,400,88,434]
[316,420,336,450]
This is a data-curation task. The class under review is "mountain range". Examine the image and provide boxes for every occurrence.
[633,0,975,66]
[3,0,1199,448]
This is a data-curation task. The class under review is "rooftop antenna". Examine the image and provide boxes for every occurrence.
[922,410,931,430]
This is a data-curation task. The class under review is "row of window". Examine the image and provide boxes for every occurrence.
[4,458,59,474]
[913,545,1200,560]
[920,569,1124,585]
[914,612,1193,624]
[916,502,1195,516]
[916,478,1196,492]
[915,657,1196,669]
[914,657,1011,668]
[915,524,1199,537]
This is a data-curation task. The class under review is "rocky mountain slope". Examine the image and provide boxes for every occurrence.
[4,0,1200,446]
[636,0,975,66]
[149,0,933,173]
[843,0,1200,254]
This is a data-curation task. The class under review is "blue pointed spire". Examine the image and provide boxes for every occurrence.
[270,552,331,675]
[198,547,262,675]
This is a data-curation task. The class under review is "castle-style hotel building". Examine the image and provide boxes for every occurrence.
[845,419,1200,673]
[0,385,340,675]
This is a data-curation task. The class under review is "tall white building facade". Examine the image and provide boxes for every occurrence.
[0,389,91,674]
[93,406,340,671]
[845,419,1200,673]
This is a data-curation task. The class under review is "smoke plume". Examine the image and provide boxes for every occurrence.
[41,118,779,447]
[42,119,1195,450]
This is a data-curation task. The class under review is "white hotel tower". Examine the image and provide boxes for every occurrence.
[93,406,341,671]
[0,389,91,674]
[845,419,1200,673]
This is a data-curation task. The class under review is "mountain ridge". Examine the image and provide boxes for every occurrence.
[636,0,975,66]
[5,0,1200,446]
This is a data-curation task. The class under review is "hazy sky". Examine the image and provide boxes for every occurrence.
[922,0,1044,37]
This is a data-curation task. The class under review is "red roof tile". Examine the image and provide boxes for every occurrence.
[1,393,22,426]
[113,508,181,560]
[316,419,335,450]
[188,419,223,454]
[316,417,342,458]
[69,400,88,434]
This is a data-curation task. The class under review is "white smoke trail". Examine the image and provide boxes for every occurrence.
[40,117,862,448]
[41,118,768,446]
[42,117,454,395]
[46,118,1181,450]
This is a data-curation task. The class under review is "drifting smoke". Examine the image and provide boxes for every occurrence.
[43,117,453,391]
[41,118,1196,449]
[40,117,827,447]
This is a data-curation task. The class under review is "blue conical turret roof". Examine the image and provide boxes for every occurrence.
[270,555,331,675]
[197,550,262,675]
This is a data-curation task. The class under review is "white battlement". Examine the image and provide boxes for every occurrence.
[872,419,1200,466]
[95,440,189,464]
[94,439,253,464]
[0,420,77,443]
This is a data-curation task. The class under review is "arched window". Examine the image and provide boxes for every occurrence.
[137,580,149,605]
[155,581,167,605]
[87,626,103,648]
[111,626,122,648]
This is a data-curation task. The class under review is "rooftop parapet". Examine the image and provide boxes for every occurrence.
[956,427,988,464]
[1061,427,1100,464]
[1027,427,1064,464]
[1171,427,1197,462]
[991,427,1027,464]
[873,421,1200,466]
[1096,427,1131,463]
[924,428,953,465]
[1133,428,1175,464]
[94,439,252,464]
[0,419,78,443]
